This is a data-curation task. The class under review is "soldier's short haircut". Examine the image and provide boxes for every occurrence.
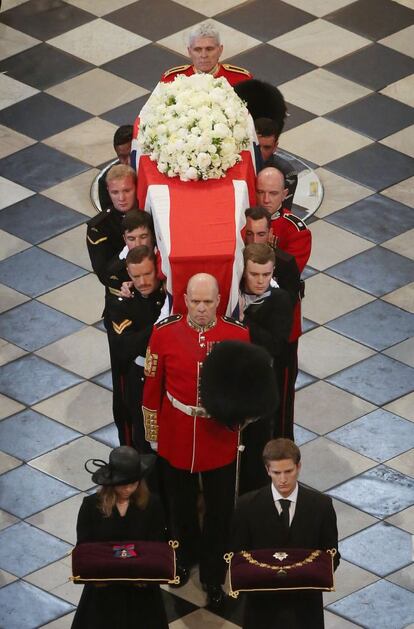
[187,22,221,47]
[245,206,271,228]
[122,209,154,235]
[126,245,155,266]
[243,243,275,267]
[106,164,136,184]
[257,165,287,188]
[113,125,133,148]
[263,439,301,466]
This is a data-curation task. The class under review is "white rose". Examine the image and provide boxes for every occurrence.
[196,152,212,169]
[213,123,230,139]
[183,167,198,181]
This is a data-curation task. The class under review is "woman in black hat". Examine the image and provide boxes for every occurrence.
[71,446,168,629]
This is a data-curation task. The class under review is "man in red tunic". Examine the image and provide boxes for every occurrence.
[142,273,249,608]
[161,22,252,86]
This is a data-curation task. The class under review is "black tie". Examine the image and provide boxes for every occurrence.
[279,499,290,532]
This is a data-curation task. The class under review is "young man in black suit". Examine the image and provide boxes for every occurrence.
[231,439,340,629]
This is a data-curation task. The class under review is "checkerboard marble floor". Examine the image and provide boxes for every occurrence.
[0,0,413,627]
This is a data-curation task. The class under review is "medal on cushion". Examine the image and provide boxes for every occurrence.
[113,544,137,558]
[273,551,288,576]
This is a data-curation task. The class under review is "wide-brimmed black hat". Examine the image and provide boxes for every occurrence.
[200,341,279,429]
[85,446,142,486]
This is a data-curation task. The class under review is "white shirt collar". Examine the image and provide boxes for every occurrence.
[271,482,298,505]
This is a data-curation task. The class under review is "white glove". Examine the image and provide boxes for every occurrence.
[149,441,158,452]
[119,245,129,260]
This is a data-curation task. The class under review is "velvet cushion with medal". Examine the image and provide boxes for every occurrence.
[71,540,179,585]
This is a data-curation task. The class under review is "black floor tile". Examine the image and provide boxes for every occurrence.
[326,299,414,351]
[325,0,414,41]
[325,194,414,244]
[326,44,414,91]
[327,93,414,141]
[0,0,94,40]
[0,143,90,192]
[105,0,203,41]
[103,44,187,90]
[325,143,414,192]
[212,593,244,626]
[0,43,93,91]
[0,408,80,460]
[216,0,314,41]
[0,195,86,244]
[0,300,84,352]
[101,94,150,127]
[0,354,83,406]
[226,44,315,86]
[0,93,91,142]
[283,102,316,132]
[0,580,74,629]
[0,247,87,298]
[325,246,414,297]
[161,589,199,623]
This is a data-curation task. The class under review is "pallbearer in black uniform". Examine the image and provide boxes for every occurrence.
[87,164,140,445]
[106,246,166,452]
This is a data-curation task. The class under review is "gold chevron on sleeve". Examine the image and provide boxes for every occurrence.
[112,319,133,335]
[87,235,108,245]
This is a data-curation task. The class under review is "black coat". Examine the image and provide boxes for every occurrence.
[232,484,340,629]
[71,493,168,629]
[243,288,293,360]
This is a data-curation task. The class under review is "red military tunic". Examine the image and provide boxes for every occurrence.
[271,209,312,342]
[161,63,252,87]
[142,314,250,472]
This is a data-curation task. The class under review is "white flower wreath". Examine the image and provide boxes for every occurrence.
[138,74,252,181]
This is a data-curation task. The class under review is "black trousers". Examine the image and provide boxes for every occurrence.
[161,458,236,585]
[274,341,298,440]
[107,330,132,447]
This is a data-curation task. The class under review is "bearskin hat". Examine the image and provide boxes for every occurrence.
[234,79,287,136]
[200,341,279,429]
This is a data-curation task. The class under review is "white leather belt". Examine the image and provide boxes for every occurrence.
[134,356,145,367]
[166,392,210,418]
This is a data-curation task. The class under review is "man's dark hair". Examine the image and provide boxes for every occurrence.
[126,245,155,266]
[122,210,154,235]
[263,438,301,466]
[245,206,271,228]
[255,117,280,139]
[113,125,133,148]
[243,243,275,267]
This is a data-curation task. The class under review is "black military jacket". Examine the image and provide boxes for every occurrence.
[106,285,166,369]
[86,207,125,289]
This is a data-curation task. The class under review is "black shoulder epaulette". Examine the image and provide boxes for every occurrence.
[221,315,247,328]
[87,208,112,228]
[283,214,307,231]
[163,65,191,78]
[222,63,251,76]
[156,314,182,328]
